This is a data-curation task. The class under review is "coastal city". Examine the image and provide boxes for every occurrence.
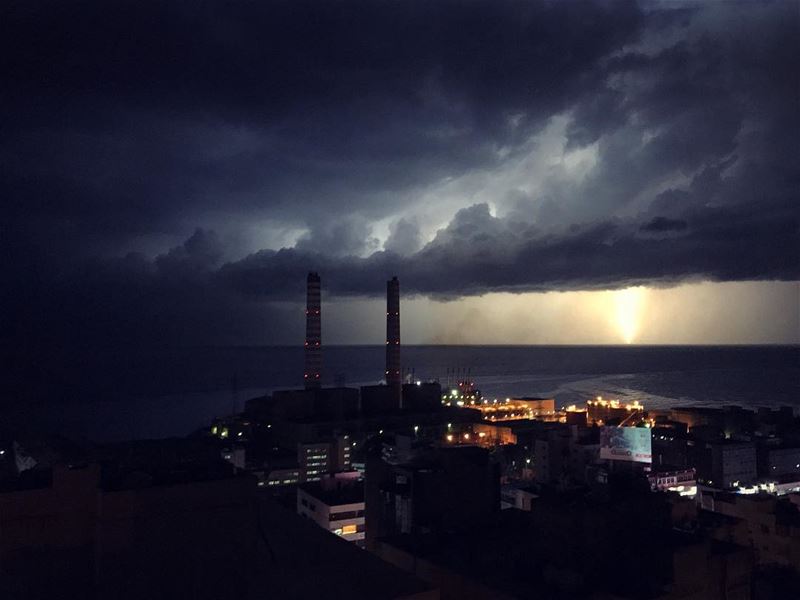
[2,273,798,599]
[2,1,798,597]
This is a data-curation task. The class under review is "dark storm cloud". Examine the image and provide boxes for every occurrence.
[640,217,687,233]
[1,0,645,255]
[295,216,379,257]
[1,0,798,353]
[221,196,798,299]
[4,228,295,365]
[384,218,423,256]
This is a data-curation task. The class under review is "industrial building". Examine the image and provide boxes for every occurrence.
[586,397,643,425]
[477,397,556,422]
[401,382,443,413]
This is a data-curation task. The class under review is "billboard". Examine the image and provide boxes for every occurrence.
[600,426,652,463]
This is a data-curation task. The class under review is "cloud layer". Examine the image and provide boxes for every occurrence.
[1,0,798,354]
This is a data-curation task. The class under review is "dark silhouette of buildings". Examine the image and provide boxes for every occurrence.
[0,439,435,600]
[365,445,499,549]
[401,382,442,413]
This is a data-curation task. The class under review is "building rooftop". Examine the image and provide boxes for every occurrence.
[380,501,684,600]
[93,438,238,491]
[648,464,696,474]
[1,436,240,493]
[299,480,364,506]
[259,497,432,599]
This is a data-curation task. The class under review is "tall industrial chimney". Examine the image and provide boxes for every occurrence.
[386,276,401,406]
[304,272,321,388]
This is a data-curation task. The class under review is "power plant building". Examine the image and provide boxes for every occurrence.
[586,397,643,425]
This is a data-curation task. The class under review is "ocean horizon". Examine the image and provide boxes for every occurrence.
[5,344,798,442]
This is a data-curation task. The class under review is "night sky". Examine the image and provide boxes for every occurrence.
[2,0,798,349]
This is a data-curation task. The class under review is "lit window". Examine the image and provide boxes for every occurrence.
[341,524,357,535]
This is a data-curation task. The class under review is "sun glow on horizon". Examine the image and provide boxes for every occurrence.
[613,286,647,344]
[325,281,798,345]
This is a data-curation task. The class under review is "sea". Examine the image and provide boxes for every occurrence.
[5,345,798,442]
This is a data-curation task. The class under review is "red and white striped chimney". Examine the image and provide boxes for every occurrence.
[386,276,401,407]
[304,272,321,388]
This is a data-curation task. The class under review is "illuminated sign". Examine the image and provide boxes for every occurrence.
[600,426,652,463]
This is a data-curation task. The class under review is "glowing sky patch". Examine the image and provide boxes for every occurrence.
[323,281,799,346]
[613,287,647,344]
